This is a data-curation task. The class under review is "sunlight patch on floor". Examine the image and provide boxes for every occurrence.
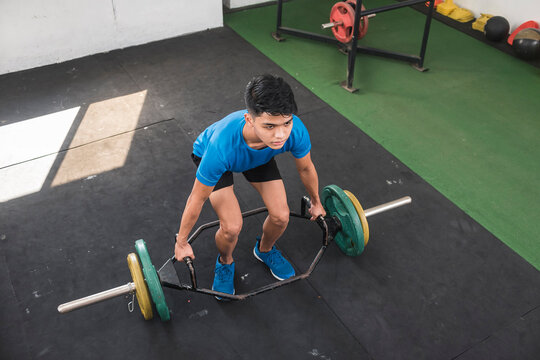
[51,90,147,187]
[0,107,80,202]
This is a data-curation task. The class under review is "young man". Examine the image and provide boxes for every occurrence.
[174,74,325,298]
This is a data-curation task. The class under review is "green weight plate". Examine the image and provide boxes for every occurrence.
[134,239,170,321]
[321,185,365,256]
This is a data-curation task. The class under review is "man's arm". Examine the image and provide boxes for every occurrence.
[294,152,326,220]
[175,178,214,260]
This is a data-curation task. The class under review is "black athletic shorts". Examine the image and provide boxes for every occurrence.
[191,153,282,191]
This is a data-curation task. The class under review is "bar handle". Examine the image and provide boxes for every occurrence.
[184,257,197,289]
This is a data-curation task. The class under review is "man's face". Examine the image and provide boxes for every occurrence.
[248,112,293,149]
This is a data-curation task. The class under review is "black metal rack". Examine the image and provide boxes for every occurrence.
[272,0,436,92]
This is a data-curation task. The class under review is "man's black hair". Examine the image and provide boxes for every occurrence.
[244,74,298,116]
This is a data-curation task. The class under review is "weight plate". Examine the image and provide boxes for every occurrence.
[135,239,170,321]
[321,185,365,256]
[127,253,153,320]
[330,2,355,43]
[343,190,369,246]
[346,1,369,39]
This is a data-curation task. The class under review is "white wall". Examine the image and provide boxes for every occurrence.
[2,0,538,74]
[224,0,272,9]
[0,0,223,75]
[457,0,540,30]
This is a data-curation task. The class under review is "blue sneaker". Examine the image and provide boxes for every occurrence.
[253,237,295,280]
[212,256,235,300]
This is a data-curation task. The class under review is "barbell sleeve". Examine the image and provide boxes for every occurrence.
[57,282,135,313]
[321,13,376,29]
[364,196,411,218]
[321,21,343,29]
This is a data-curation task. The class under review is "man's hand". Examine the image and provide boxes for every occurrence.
[174,179,213,262]
[295,153,325,221]
[308,201,326,221]
[175,240,195,261]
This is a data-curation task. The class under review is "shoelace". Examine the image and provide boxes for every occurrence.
[265,248,286,266]
[215,263,233,281]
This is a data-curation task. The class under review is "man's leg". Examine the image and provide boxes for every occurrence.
[250,179,289,251]
[209,185,243,264]
[250,179,295,280]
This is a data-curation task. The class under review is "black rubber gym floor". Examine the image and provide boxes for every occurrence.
[1,27,539,360]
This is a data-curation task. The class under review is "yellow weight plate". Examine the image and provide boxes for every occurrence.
[127,253,153,320]
[344,190,369,246]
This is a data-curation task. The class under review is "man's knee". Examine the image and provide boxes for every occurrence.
[219,220,243,241]
[269,209,289,228]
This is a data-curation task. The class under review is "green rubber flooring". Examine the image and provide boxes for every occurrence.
[225,0,540,270]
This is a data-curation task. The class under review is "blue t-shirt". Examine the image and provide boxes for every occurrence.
[193,110,311,186]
